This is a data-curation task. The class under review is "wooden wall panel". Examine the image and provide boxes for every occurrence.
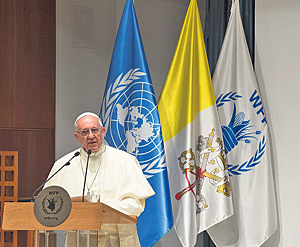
[0,1,55,246]
[0,0,55,129]
[0,129,55,197]
[0,0,56,191]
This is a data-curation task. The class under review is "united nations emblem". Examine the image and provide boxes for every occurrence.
[34,186,71,227]
[100,68,166,178]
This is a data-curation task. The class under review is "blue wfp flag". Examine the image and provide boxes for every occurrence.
[99,0,173,246]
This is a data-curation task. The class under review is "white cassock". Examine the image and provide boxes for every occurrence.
[44,144,155,247]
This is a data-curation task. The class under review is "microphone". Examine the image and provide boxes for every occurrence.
[31,151,80,202]
[82,149,92,202]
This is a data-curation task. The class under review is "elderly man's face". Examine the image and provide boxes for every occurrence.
[74,116,105,153]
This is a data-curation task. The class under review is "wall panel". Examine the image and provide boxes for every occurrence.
[0,0,55,129]
[0,1,55,245]
[0,129,55,197]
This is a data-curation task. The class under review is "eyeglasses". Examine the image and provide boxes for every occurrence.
[77,127,101,137]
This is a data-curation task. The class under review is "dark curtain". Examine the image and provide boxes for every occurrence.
[204,0,254,77]
[202,0,254,246]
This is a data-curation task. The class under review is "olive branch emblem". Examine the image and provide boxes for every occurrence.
[227,136,266,176]
[140,155,166,179]
[216,92,242,108]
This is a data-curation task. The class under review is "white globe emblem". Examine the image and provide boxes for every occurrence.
[107,81,165,168]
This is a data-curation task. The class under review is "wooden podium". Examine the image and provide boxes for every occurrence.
[2,202,137,246]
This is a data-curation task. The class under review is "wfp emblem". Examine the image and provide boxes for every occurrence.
[100,68,166,178]
[33,186,71,227]
[216,91,267,176]
[175,129,231,214]
[42,196,63,214]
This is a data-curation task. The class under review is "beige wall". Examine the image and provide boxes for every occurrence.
[255,1,300,246]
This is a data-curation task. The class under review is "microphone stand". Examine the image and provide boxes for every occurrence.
[31,151,80,202]
[82,149,92,202]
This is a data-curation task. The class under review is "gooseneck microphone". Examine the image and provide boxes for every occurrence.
[31,151,80,202]
[82,149,92,202]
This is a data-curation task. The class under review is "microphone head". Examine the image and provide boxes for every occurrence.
[88,149,92,155]
[74,151,80,156]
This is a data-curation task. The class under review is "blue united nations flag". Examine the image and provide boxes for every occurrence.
[99,0,173,246]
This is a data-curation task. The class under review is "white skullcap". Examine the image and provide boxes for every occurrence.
[74,112,103,127]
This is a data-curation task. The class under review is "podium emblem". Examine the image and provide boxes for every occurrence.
[34,186,71,227]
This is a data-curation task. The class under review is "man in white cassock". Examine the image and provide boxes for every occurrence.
[44,112,155,247]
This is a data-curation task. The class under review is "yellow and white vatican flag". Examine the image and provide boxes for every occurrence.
[207,0,277,246]
[158,0,234,246]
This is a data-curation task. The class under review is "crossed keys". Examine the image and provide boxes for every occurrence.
[175,130,231,213]
[175,160,230,200]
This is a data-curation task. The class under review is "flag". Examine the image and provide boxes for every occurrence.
[158,0,234,246]
[99,0,173,246]
[207,0,277,246]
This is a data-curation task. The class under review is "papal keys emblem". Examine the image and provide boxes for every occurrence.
[175,129,231,214]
